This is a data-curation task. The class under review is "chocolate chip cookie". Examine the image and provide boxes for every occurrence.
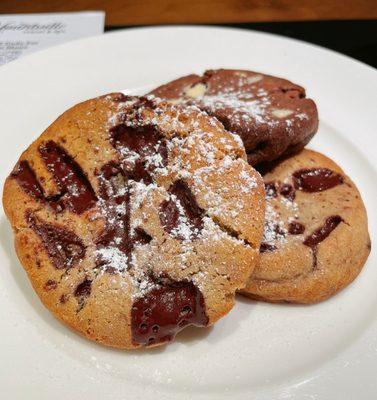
[240,149,370,304]
[3,94,265,348]
[149,69,318,166]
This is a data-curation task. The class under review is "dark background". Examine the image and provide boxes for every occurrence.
[108,20,377,68]
[2,0,376,68]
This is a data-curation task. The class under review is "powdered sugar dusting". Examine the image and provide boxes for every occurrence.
[96,246,129,272]
[201,92,272,126]
[263,202,287,246]
[239,169,257,193]
[170,193,199,241]
[92,94,260,301]
[262,180,300,249]
[178,75,309,131]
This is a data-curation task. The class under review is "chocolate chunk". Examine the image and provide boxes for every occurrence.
[27,213,85,269]
[97,163,125,200]
[109,124,167,184]
[11,161,62,211]
[12,161,45,201]
[260,242,277,253]
[265,181,278,198]
[44,279,57,291]
[97,123,167,267]
[159,180,204,240]
[288,221,305,235]
[96,168,132,269]
[280,183,296,201]
[304,215,343,249]
[74,279,92,312]
[303,215,343,269]
[293,168,344,193]
[131,280,208,346]
[75,279,92,297]
[159,196,181,236]
[133,227,152,246]
[39,141,97,214]
[96,163,152,272]
[274,223,286,237]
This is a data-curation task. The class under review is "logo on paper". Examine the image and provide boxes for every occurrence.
[0,22,66,35]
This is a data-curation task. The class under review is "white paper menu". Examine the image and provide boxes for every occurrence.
[0,11,105,65]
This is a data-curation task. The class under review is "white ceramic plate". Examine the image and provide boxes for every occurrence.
[0,26,376,399]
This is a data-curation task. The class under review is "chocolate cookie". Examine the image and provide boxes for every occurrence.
[3,94,265,348]
[240,149,370,304]
[149,69,318,166]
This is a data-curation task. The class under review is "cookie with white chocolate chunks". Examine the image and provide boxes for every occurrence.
[240,149,370,304]
[149,69,318,166]
[3,94,265,349]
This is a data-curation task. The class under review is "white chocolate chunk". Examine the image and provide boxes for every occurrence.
[246,75,263,84]
[168,98,183,105]
[271,108,294,118]
[184,83,207,98]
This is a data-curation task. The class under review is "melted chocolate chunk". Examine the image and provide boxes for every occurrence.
[260,242,277,253]
[96,163,152,271]
[27,213,85,269]
[109,124,167,184]
[303,215,343,249]
[75,279,92,311]
[97,162,124,199]
[96,122,166,271]
[280,183,296,201]
[75,279,92,297]
[265,181,278,198]
[303,215,343,269]
[293,168,344,193]
[273,223,286,237]
[131,280,208,346]
[12,161,45,200]
[100,161,119,178]
[159,196,181,236]
[96,168,132,268]
[39,141,97,214]
[133,227,152,246]
[288,221,305,235]
[11,161,62,211]
[159,180,204,240]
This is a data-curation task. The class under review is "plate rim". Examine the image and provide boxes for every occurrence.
[0,25,376,400]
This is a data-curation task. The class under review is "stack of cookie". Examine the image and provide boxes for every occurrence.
[3,69,370,350]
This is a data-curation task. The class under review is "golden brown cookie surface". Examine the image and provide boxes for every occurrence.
[241,149,370,304]
[3,94,265,349]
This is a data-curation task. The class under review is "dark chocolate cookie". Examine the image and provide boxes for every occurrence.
[149,69,319,166]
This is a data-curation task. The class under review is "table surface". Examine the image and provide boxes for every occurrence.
[1,0,376,26]
[1,1,376,68]
[108,20,377,69]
